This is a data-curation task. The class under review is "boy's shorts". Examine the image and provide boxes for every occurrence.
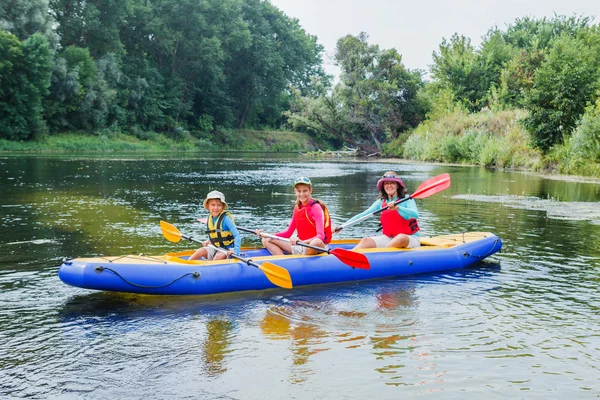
[206,245,233,260]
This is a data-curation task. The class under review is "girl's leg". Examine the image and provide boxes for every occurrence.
[262,238,292,255]
[388,234,410,248]
[304,238,326,255]
[353,237,377,250]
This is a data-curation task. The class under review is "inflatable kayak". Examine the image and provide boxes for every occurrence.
[58,232,502,295]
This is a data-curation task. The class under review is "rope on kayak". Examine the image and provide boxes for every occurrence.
[98,254,168,264]
[94,266,201,288]
[462,237,501,259]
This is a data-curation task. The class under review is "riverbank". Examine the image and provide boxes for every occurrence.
[0,130,323,153]
[384,109,600,179]
[2,123,600,181]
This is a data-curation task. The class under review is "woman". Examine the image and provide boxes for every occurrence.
[260,177,332,255]
[340,171,420,249]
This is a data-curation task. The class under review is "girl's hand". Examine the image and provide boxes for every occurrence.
[332,225,341,234]
[290,237,298,245]
[388,203,398,210]
[202,240,210,247]
[255,229,264,238]
[226,250,235,259]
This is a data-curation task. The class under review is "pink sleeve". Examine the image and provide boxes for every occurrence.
[275,209,297,238]
[310,203,326,242]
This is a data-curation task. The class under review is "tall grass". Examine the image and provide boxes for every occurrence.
[386,109,543,169]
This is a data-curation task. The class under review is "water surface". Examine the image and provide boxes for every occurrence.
[1,154,599,399]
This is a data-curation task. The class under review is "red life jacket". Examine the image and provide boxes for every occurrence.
[380,198,420,237]
[293,199,332,244]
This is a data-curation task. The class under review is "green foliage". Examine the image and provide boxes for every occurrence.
[0,30,52,140]
[522,33,600,151]
[1,0,327,141]
[431,34,491,111]
[287,32,425,153]
[502,15,592,50]
[397,109,542,168]
[570,101,600,162]
[490,49,545,109]
[547,100,600,176]
[50,0,127,57]
[0,0,56,44]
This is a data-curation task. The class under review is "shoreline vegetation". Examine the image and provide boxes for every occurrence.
[2,5,600,178]
[2,123,599,183]
[0,130,324,153]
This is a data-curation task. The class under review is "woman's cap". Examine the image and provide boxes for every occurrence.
[203,190,228,210]
[376,173,406,191]
[293,177,312,188]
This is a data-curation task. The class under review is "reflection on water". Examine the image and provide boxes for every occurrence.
[202,319,235,376]
[1,154,599,398]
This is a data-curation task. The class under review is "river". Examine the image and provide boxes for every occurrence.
[1,153,599,399]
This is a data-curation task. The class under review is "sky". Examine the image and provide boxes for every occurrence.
[269,0,600,77]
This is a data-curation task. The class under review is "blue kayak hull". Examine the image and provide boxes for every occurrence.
[58,232,502,295]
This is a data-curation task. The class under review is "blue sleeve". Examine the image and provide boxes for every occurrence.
[346,199,384,224]
[222,216,241,255]
[398,197,419,220]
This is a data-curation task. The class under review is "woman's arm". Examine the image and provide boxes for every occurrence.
[398,197,419,220]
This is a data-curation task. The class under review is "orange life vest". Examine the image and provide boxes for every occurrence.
[380,199,420,237]
[293,199,332,244]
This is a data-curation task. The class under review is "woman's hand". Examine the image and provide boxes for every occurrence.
[226,250,235,259]
[202,240,210,247]
[332,225,342,234]
[255,229,264,238]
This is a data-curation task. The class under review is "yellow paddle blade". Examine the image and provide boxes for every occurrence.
[160,220,182,243]
[258,262,293,289]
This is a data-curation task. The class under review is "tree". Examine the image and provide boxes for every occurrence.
[335,33,425,152]
[226,0,327,128]
[0,31,51,140]
[430,34,491,112]
[0,0,56,44]
[523,33,600,151]
[50,0,128,58]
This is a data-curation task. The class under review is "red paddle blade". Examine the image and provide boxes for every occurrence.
[330,248,371,270]
[412,173,451,199]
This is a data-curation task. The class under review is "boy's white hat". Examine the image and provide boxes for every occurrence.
[203,190,228,210]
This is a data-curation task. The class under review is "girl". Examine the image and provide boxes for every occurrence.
[261,177,331,255]
[340,171,420,249]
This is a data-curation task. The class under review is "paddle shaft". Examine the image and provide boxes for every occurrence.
[235,226,370,270]
[178,231,259,267]
[335,195,412,232]
[335,173,451,232]
[236,226,330,254]
[206,244,263,268]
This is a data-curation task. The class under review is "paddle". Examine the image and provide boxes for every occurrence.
[160,220,292,289]
[335,173,451,232]
[235,226,370,270]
